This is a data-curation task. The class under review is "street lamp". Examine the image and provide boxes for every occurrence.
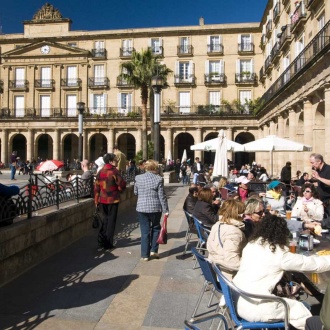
[77,102,85,161]
[151,75,164,162]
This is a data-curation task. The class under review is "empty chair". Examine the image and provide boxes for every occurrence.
[191,247,224,320]
[183,210,195,255]
[212,263,289,330]
[193,216,210,252]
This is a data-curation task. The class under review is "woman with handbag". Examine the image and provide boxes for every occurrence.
[233,214,330,330]
[134,160,169,261]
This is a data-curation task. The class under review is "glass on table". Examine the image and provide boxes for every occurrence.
[286,210,292,220]
[289,240,297,253]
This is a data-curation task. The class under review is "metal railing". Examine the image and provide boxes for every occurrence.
[235,73,257,84]
[35,79,55,88]
[148,46,164,56]
[88,77,110,88]
[9,80,29,89]
[204,73,226,84]
[91,48,107,58]
[273,2,281,21]
[174,74,196,85]
[120,47,135,57]
[0,174,94,226]
[61,78,82,88]
[260,20,330,108]
[207,44,224,54]
[238,43,255,53]
[177,45,193,56]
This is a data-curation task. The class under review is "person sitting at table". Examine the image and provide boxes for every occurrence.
[233,214,330,330]
[264,180,287,211]
[243,197,265,239]
[296,172,310,187]
[218,177,236,194]
[192,187,218,227]
[183,185,198,215]
[235,176,264,202]
[291,183,324,222]
[258,167,269,182]
[207,199,246,279]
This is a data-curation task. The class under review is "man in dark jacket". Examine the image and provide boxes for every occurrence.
[183,186,198,214]
[280,161,292,192]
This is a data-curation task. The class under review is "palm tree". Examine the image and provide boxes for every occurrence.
[120,49,172,159]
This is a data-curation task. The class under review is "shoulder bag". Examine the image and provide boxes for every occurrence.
[157,214,168,244]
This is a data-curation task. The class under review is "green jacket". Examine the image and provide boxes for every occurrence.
[321,281,330,330]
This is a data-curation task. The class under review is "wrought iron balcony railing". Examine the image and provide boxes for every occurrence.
[60,78,82,88]
[235,73,257,84]
[305,0,322,9]
[9,80,29,90]
[177,45,193,56]
[88,77,110,88]
[270,42,281,62]
[120,47,135,57]
[265,55,273,72]
[279,25,292,50]
[238,43,255,54]
[260,20,330,108]
[116,76,134,88]
[291,2,307,32]
[174,74,196,85]
[34,79,55,89]
[207,44,224,55]
[148,46,164,56]
[259,67,266,82]
[204,73,226,85]
[260,34,267,49]
[91,48,107,58]
[273,2,281,21]
[266,19,272,37]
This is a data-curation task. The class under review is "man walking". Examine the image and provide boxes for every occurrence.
[94,153,126,249]
[113,145,127,174]
[9,151,18,180]
[310,153,330,216]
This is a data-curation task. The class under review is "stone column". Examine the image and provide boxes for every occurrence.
[136,129,142,154]
[165,128,172,161]
[1,129,8,164]
[26,129,34,161]
[195,128,202,161]
[226,127,233,163]
[288,107,297,167]
[277,114,285,169]
[303,97,313,172]
[324,84,330,161]
[108,128,114,153]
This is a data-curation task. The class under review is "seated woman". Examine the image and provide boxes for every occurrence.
[258,167,269,182]
[207,199,246,279]
[218,177,236,194]
[183,185,198,215]
[264,180,287,211]
[243,197,265,239]
[291,183,324,222]
[192,187,218,227]
[233,214,330,330]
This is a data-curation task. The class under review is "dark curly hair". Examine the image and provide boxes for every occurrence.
[299,183,319,199]
[249,214,290,252]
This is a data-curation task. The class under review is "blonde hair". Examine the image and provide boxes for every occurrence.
[219,199,245,224]
[144,159,159,172]
[218,177,228,189]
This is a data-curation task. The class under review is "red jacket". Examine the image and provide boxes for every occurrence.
[94,164,126,205]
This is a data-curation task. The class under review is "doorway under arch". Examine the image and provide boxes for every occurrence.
[90,133,107,161]
[63,134,79,162]
[12,134,27,161]
[117,133,136,160]
[36,134,53,161]
[174,133,194,162]
[235,132,255,168]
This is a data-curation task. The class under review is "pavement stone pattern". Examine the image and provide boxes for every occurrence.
[0,183,218,330]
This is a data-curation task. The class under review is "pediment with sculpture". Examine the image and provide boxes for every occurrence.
[32,3,64,21]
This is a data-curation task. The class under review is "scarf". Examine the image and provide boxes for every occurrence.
[301,197,314,203]
[268,189,281,200]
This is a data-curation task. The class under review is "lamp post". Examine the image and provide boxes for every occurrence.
[151,75,164,162]
[77,102,85,161]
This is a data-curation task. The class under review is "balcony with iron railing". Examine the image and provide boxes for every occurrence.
[238,43,255,54]
[120,47,135,58]
[260,34,267,50]
[91,48,107,58]
[9,80,29,90]
[270,42,281,63]
[279,25,292,50]
[259,66,266,82]
[174,74,196,86]
[291,2,307,33]
[60,78,82,89]
[305,0,322,10]
[148,46,164,57]
[35,79,55,89]
[177,45,193,56]
[282,0,290,5]
[273,2,281,22]
[264,55,273,73]
[235,73,257,84]
[266,19,273,37]
[88,77,110,89]
[204,73,226,86]
[116,76,134,88]
[207,44,224,55]
[260,20,330,108]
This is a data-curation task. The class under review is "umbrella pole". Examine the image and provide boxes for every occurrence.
[270,150,274,178]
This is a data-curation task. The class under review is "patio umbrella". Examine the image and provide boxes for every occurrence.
[212,129,228,177]
[242,135,312,176]
[181,149,187,163]
[190,137,244,152]
[36,160,64,172]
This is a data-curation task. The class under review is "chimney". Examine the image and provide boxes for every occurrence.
[199,17,204,26]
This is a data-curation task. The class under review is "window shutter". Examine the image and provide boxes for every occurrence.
[117,93,122,108]
[127,93,132,111]
[175,61,180,75]
[236,59,240,73]
[251,60,254,73]
[220,60,224,74]
[103,93,107,114]
[238,34,241,44]
[250,34,253,43]
[207,35,211,46]
[205,60,209,74]
[148,39,152,47]
[219,35,223,46]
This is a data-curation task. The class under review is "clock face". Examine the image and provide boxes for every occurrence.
[40,45,50,54]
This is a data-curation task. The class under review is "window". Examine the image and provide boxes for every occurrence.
[66,95,77,117]
[118,93,132,114]
[15,68,25,88]
[236,59,253,74]
[40,95,51,117]
[295,35,305,71]
[239,90,252,113]
[175,61,193,82]
[283,53,290,83]
[318,14,325,30]
[122,39,133,56]
[149,38,162,54]
[205,60,224,82]
[67,66,77,86]
[40,67,51,87]
[239,34,253,51]
[94,41,105,57]
[179,92,190,113]
[208,35,222,52]
[180,37,190,53]
[209,91,221,109]
[94,65,105,85]
[14,95,24,117]
[90,93,107,115]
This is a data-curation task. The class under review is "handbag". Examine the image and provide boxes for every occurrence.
[157,214,168,244]
[273,272,306,300]
[92,206,101,229]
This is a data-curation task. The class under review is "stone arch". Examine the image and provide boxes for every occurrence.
[89,133,107,161]
[203,131,218,165]
[35,133,53,161]
[117,133,136,160]
[315,102,325,155]
[235,131,255,168]
[147,133,165,161]
[173,132,194,162]
[63,133,79,162]
[10,133,27,161]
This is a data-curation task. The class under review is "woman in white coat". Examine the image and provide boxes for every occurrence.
[233,214,330,330]
[291,183,324,221]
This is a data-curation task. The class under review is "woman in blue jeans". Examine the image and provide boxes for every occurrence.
[134,159,169,261]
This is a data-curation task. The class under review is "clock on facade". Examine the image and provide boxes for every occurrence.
[40,45,50,54]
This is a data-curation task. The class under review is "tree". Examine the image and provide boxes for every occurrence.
[120,49,172,159]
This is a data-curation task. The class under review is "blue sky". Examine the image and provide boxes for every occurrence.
[0,0,267,34]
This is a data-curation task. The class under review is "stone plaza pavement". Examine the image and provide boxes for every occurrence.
[0,184,216,330]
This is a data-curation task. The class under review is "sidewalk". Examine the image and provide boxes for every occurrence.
[0,184,213,330]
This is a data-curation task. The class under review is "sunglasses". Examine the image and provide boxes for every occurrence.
[253,210,264,216]
[304,190,312,193]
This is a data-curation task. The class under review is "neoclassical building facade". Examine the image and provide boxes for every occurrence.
[0,1,329,176]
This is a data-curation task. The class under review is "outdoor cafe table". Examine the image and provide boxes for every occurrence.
[296,232,330,294]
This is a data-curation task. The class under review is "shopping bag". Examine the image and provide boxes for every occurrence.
[92,206,101,229]
[157,214,168,244]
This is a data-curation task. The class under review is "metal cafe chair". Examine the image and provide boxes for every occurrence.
[191,247,224,320]
[212,263,290,330]
[183,210,195,255]
[192,216,210,268]
[184,312,228,330]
